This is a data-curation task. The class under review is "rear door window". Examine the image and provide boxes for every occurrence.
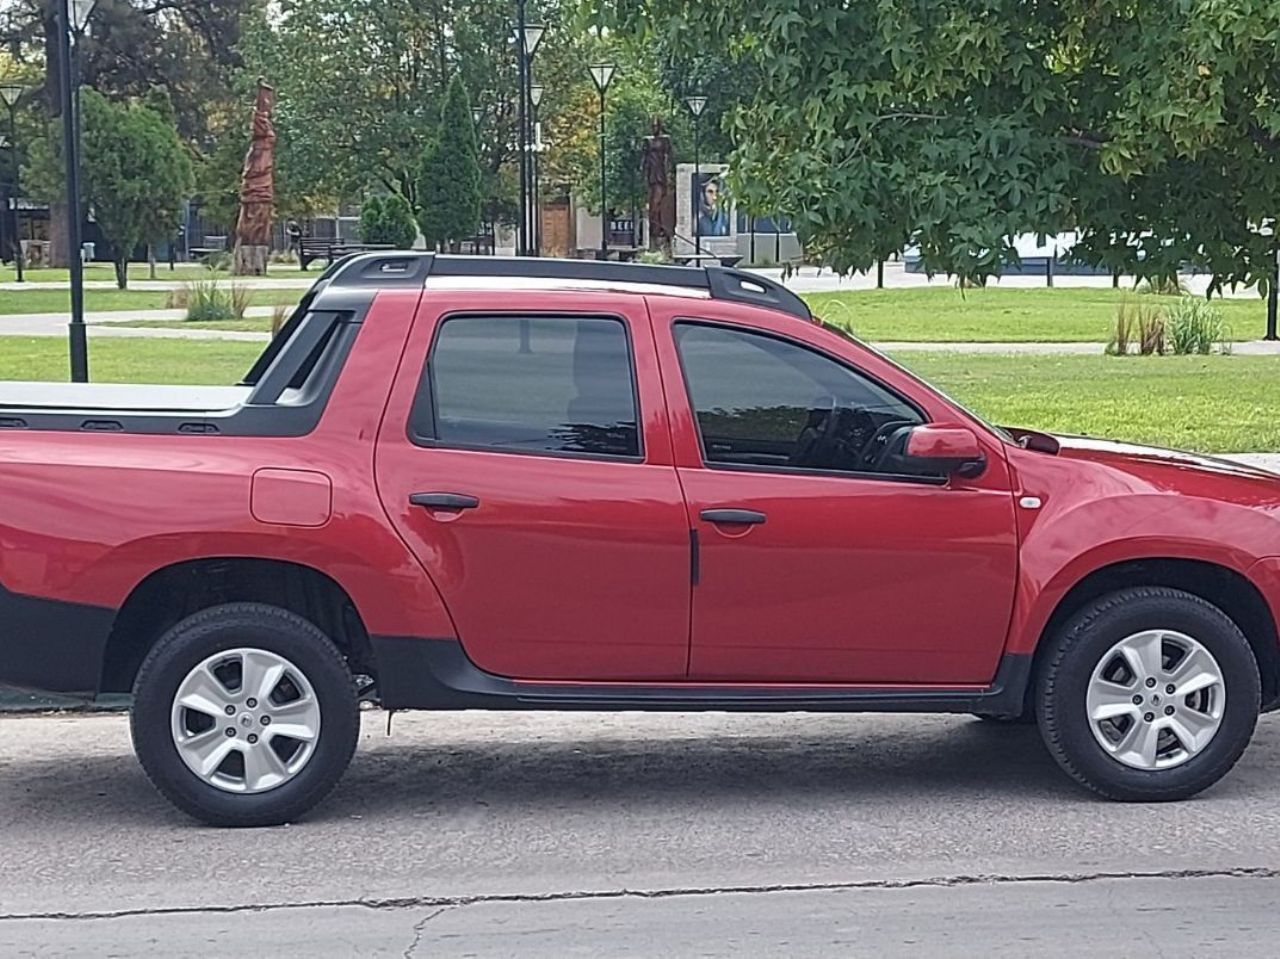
[411,315,641,459]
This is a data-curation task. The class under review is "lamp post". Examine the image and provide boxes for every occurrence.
[589,63,616,260]
[0,83,25,283]
[514,4,544,257]
[685,95,707,258]
[529,82,543,255]
[60,0,96,382]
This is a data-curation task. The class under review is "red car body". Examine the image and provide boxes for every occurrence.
[3,255,1279,718]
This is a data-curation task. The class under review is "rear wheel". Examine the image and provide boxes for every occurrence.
[131,603,359,827]
[1037,587,1260,801]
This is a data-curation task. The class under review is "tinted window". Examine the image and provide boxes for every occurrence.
[674,322,925,475]
[417,315,640,458]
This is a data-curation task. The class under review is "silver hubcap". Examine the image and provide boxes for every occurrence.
[1086,629,1225,770]
[170,648,322,794]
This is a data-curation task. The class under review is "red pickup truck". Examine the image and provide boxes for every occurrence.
[2,254,1278,826]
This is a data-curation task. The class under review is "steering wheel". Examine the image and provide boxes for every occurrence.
[789,396,842,467]
[860,420,915,473]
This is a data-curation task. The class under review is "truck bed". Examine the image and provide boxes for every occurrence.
[0,382,252,413]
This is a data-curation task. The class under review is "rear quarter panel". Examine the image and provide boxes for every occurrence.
[0,290,455,640]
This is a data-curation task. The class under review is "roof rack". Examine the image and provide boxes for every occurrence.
[322,252,812,321]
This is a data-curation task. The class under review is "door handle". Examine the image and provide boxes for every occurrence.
[409,492,480,511]
[700,508,767,526]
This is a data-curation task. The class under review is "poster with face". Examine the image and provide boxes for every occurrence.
[694,172,731,237]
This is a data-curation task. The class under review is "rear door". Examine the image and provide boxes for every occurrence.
[374,290,691,681]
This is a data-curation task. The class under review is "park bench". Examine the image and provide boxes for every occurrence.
[298,238,396,271]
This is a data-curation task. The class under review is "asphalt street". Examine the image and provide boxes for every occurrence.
[2,709,1279,956]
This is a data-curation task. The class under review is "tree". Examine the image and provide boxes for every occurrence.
[1,0,251,265]
[360,193,417,247]
[52,90,193,288]
[416,77,481,250]
[620,0,1280,290]
[239,0,522,207]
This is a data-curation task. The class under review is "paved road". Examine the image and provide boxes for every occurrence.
[2,710,1280,956]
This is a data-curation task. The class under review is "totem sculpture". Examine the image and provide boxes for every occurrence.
[642,118,675,256]
[233,79,276,276]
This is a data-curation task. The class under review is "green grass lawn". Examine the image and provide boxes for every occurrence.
[0,262,316,283]
[0,337,260,384]
[0,288,302,316]
[0,335,1276,452]
[806,287,1269,343]
[115,317,276,332]
[900,353,1280,452]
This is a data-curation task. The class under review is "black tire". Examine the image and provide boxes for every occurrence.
[131,602,359,827]
[1036,587,1260,802]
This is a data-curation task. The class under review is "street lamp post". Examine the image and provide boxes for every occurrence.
[685,95,707,258]
[60,0,96,382]
[0,83,25,283]
[529,83,543,256]
[589,63,616,260]
[514,4,544,257]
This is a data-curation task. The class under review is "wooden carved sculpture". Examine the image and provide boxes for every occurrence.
[233,79,276,276]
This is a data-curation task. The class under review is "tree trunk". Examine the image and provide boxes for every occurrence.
[148,244,156,280]
[233,243,268,276]
[47,202,69,268]
[114,256,128,289]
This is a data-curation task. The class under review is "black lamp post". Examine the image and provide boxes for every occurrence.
[685,95,707,258]
[0,83,25,283]
[514,5,544,257]
[529,82,543,255]
[589,63,616,259]
[60,0,96,382]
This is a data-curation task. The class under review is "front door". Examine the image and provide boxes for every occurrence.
[652,306,1019,685]
[375,292,691,681]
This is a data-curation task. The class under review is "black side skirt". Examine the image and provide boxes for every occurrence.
[370,636,1032,716]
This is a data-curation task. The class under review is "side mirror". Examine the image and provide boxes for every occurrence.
[903,425,986,478]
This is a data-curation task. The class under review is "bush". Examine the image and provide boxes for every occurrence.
[176,276,249,322]
[199,250,233,272]
[1167,297,1230,355]
[1107,298,1166,356]
[360,194,417,248]
[359,196,385,244]
[637,250,669,264]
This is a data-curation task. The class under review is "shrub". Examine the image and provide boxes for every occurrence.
[1107,298,1165,355]
[270,303,292,338]
[359,196,385,244]
[199,250,233,272]
[1167,297,1229,355]
[360,193,417,248]
[637,250,669,264]
[178,276,249,322]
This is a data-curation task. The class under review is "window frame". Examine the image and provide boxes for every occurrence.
[672,318,947,486]
[408,310,646,464]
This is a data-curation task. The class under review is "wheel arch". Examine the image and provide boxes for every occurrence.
[99,557,376,695]
[1026,557,1280,713]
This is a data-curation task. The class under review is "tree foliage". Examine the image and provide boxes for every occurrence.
[240,0,520,207]
[620,0,1280,289]
[416,76,482,249]
[360,193,418,247]
[77,89,193,288]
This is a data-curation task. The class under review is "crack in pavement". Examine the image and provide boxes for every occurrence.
[2,866,1277,924]
[402,908,448,959]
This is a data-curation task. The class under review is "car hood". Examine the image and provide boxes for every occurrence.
[1004,427,1280,508]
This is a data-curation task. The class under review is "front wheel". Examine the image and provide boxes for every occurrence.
[131,603,360,827]
[1037,587,1260,802]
